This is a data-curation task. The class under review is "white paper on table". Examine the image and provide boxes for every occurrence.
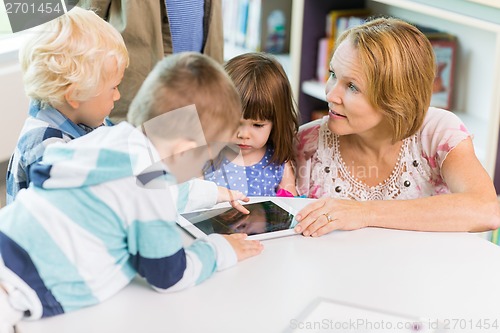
[285,298,447,332]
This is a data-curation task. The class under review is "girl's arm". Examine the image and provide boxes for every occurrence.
[277,161,298,196]
[295,138,500,236]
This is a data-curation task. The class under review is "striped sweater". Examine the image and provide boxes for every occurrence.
[0,122,236,319]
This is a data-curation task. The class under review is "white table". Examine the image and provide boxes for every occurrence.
[18,198,500,333]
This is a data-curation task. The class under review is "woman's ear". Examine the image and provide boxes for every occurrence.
[64,85,80,109]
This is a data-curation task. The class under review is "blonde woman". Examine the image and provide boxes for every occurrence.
[295,17,500,235]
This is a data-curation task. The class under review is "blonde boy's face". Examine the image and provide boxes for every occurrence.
[72,57,125,127]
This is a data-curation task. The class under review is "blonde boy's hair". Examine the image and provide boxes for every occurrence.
[19,7,129,109]
[128,52,242,144]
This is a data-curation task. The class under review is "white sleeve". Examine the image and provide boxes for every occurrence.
[169,179,218,213]
[205,234,238,271]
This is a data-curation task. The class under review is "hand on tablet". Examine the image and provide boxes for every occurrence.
[216,187,250,214]
[294,198,366,237]
[222,234,264,261]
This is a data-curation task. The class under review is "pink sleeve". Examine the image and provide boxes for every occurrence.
[295,119,322,197]
[420,107,471,173]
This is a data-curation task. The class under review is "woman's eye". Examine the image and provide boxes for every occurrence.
[348,83,358,92]
[329,70,336,79]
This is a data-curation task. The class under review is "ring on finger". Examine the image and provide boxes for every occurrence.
[323,213,333,223]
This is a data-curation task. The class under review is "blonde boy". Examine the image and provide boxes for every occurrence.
[0,52,263,332]
[6,7,129,204]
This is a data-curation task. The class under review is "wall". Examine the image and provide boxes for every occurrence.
[0,44,30,162]
[408,0,500,23]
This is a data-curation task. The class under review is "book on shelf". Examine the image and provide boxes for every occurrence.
[429,39,456,111]
[316,9,370,83]
[222,0,292,54]
[235,0,249,47]
[416,25,457,111]
[316,37,332,85]
[325,9,371,39]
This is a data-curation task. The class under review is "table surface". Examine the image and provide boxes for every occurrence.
[18,198,500,333]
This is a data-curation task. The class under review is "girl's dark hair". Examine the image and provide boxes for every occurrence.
[224,52,300,164]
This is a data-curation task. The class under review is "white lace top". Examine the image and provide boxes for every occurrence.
[296,107,470,200]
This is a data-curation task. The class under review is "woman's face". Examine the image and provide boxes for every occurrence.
[325,40,387,137]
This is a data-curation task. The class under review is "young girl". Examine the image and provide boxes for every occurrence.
[204,52,299,196]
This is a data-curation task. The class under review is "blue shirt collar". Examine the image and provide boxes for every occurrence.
[29,100,93,138]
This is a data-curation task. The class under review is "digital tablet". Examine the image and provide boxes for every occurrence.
[178,199,298,240]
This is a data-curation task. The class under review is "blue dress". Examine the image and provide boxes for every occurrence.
[204,146,285,196]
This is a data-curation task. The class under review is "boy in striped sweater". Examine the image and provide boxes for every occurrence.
[0,52,263,332]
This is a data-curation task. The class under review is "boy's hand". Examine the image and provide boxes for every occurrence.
[217,187,250,214]
[222,234,263,261]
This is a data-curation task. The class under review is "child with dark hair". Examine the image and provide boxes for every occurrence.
[204,52,300,197]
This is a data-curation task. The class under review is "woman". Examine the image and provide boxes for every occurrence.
[294,17,500,236]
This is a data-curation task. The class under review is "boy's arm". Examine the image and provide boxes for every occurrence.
[169,179,218,213]
[128,221,237,292]
[171,179,250,214]
[150,234,237,292]
[153,234,262,293]
[128,180,263,292]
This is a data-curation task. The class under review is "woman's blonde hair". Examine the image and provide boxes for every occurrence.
[19,6,129,109]
[224,52,299,165]
[336,17,436,141]
[127,52,242,144]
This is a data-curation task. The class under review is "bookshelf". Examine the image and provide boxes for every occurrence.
[291,0,500,178]
[222,0,294,79]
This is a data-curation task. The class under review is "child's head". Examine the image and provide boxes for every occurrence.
[224,52,299,165]
[128,52,242,182]
[20,7,129,126]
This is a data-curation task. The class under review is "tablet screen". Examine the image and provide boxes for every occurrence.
[180,201,295,237]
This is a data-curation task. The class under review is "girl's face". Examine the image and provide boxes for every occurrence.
[71,57,124,128]
[325,40,387,138]
[233,117,273,161]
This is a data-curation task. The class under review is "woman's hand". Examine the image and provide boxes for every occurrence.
[217,187,250,214]
[294,198,369,237]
